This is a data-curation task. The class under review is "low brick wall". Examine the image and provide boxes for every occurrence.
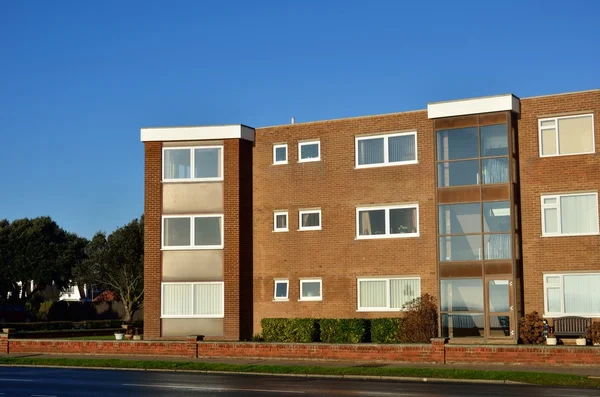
[445,345,600,366]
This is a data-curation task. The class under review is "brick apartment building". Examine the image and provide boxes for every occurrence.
[141,89,599,344]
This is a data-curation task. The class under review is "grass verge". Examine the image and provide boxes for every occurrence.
[0,356,598,388]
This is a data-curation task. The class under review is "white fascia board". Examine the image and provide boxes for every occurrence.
[427,94,520,119]
[141,125,255,142]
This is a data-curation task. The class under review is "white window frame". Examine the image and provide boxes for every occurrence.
[543,273,600,318]
[356,204,419,239]
[273,279,289,301]
[541,193,599,237]
[538,114,595,158]
[298,209,322,231]
[299,278,322,301]
[298,140,321,163]
[161,214,224,250]
[273,211,289,232]
[355,131,418,169]
[160,281,224,319]
[356,277,421,312]
[273,143,288,165]
[162,145,224,182]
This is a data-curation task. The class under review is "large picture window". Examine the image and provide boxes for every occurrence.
[356,205,419,239]
[541,193,599,236]
[357,277,420,311]
[544,273,600,317]
[162,215,224,249]
[163,146,223,182]
[539,114,594,157]
[355,131,417,168]
[161,282,224,318]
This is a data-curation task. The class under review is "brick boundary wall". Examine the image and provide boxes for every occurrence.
[1,335,599,367]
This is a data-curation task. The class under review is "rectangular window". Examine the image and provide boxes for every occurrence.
[356,131,417,168]
[539,114,594,157]
[161,282,224,318]
[357,277,420,311]
[544,273,600,316]
[299,209,321,231]
[274,280,289,301]
[162,215,224,249]
[298,141,320,162]
[356,205,419,239]
[541,193,599,236]
[273,144,288,165]
[300,279,322,301]
[273,211,288,232]
[163,146,223,182]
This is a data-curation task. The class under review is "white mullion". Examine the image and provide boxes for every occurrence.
[189,148,194,179]
[384,208,390,237]
[385,279,390,310]
[191,283,195,316]
[383,136,389,164]
[190,216,195,248]
[554,118,560,155]
[559,275,565,315]
[556,196,562,235]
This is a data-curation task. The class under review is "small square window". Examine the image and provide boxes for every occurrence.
[298,141,320,162]
[274,211,288,232]
[299,209,321,231]
[300,279,322,301]
[274,280,289,301]
[273,144,288,165]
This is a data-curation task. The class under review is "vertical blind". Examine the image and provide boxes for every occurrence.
[388,135,416,163]
[359,280,386,308]
[162,284,192,316]
[358,278,420,309]
[162,283,223,317]
[193,283,223,316]
[560,194,598,234]
[563,274,600,314]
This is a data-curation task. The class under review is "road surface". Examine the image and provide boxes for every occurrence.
[0,366,597,396]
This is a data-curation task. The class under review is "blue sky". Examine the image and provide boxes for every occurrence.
[1,0,598,238]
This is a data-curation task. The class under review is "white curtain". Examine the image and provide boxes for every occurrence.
[193,283,223,316]
[388,135,416,162]
[484,234,511,260]
[390,278,420,309]
[163,284,192,316]
[482,158,508,184]
[358,138,384,165]
[560,194,598,234]
[359,280,386,308]
[164,149,191,179]
[564,274,600,314]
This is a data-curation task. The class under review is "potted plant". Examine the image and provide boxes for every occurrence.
[586,323,600,346]
[114,331,124,340]
[546,332,557,345]
[576,335,587,346]
[124,328,134,340]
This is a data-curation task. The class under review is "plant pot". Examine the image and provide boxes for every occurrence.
[594,342,599,346]
[576,338,587,346]
[133,335,142,341]
[546,337,557,345]
[114,333,124,340]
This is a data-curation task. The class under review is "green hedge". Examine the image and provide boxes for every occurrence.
[319,319,369,343]
[1,320,142,332]
[260,318,319,343]
[371,318,403,344]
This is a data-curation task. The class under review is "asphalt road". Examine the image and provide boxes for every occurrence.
[0,366,598,397]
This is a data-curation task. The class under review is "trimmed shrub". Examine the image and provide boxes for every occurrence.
[319,319,369,343]
[586,322,600,345]
[260,318,319,343]
[1,319,131,332]
[371,318,403,344]
[401,294,438,343]
[519,311,545,344]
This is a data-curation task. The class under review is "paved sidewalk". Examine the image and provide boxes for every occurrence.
[5,353,600,378]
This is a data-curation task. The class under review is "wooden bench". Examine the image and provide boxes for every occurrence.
[552,317,592,337]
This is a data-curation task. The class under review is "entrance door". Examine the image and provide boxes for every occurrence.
[486,277,514,339]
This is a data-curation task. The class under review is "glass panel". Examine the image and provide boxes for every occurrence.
[275,282,288,298]
[194,217,222,246]
[275,214,287,229]
[357,138,384,165]
[162,284,192,315]
[301,281,321,298]
[439,203,481,235]
[563,274,600,314]
[390,278,420,309]
[389,207,417,235]
[481,158,509,184]
[558,115,594,154]
[540,120,555,127]
[441,313,485,338]
[483,201,510,232]
[193,283,223,316]
[436,127,479,161]
[194,147,221,178]
[489,316,511,337]
[560,194,599,234]
[541,129,557,155]
[359,280,387,308]
[388,135,416,163]
[489,280,510,312]
[358,209,385,236]
[544,208,558,234]
[275,146,287,162]
[301,212,320,228]
[484,234,511,260]
[546,276,560,285]
[164,149,191,179]
[543,197,557,205]
[300,143,319,160]
[437,160,480,187]
[439,235,482,261]
[547,287,561,313]
[164,218,191,247]
[440,279,484,312]
[480,124,508,157]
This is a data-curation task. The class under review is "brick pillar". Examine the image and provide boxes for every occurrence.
[0,333,9,355]
[430,337,448,364]
[186,336,200,358]
[144,142,163,339]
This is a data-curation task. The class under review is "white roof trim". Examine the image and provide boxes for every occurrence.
[427,94,520,119]
[141,125,255,142]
